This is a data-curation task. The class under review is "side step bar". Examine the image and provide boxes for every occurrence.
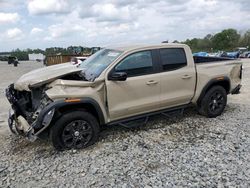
[108,104,190,128]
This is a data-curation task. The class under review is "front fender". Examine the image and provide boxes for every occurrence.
[33,98,105,133]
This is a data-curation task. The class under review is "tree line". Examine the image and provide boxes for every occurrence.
[181,28,250,52]
[5,46,99,61]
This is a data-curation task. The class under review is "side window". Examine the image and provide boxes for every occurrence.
[115,51,154,77]
[160,48,187,71]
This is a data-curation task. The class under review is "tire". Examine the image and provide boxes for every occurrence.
[198,86,227,118]
[50,111,100,150]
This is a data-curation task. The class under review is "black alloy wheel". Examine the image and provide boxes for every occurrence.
[62,120,93,149]
[208,91,225,113]
[198,85,227,118]
[50,111,100,150]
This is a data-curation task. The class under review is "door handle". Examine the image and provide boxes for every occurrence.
[182,75,192,79]
[146,80,158,85]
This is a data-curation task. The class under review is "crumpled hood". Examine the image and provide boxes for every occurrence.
[14,63,83,91]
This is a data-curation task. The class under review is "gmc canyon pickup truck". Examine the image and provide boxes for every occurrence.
[6,44,242,150]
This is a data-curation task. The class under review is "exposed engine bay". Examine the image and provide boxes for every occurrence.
[6,84,52,123]
[6,83,53,136]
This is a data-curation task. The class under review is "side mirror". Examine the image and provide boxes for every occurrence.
[108,72,127,81]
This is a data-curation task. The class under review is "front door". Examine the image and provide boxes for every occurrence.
[105,50,161,121]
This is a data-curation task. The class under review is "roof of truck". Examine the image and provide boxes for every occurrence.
[107,43,187,52]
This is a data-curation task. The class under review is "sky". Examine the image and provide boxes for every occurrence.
[0,0,250,51]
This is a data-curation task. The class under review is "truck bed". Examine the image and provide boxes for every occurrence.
[192,58,242,103]
[193,56,235,64]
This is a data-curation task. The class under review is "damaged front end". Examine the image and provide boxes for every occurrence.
[6,84,54,141]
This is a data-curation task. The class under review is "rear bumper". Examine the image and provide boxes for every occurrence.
[231,84,242,94]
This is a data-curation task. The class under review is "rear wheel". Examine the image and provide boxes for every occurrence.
[50,111,100,150]
[198,86,227,118]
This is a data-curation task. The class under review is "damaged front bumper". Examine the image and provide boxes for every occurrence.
[6,84,55,141]
[8,109,35,140]
[8,109,17,134]
[8,108,55,141]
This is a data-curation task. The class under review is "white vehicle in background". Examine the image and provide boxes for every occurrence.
[240,51,250,58]
[70,56,88,65]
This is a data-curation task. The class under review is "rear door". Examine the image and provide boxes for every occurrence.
[158,48,196,108]
[105,50,161,121]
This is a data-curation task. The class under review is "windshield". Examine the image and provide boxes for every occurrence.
[79,49,123,81]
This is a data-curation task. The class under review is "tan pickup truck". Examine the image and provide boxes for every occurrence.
[6,44,242,150]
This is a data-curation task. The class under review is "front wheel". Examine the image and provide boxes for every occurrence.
[50,111,100,150]
[198,86,227,118]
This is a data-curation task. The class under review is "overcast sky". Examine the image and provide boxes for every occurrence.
[0,0,249,51]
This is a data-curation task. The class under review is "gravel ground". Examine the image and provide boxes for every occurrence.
[0,60,250,187]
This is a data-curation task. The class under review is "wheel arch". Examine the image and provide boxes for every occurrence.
[197,77,230,106]
[56,100,105,125]
[35,97,105,133]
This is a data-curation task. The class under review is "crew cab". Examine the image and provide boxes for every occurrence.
[6,44,242,150]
